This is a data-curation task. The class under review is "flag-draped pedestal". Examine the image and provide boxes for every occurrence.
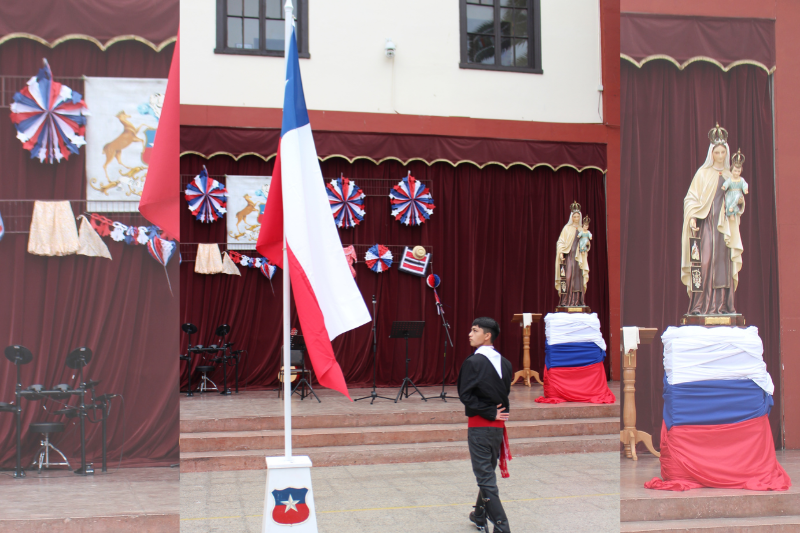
[256,3,370,531]
[645,326,791,491]
[536,313,615,404]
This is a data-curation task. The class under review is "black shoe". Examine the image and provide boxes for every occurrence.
[469,506,487,531]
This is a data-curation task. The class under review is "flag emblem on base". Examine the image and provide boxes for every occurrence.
[272,487,310,525]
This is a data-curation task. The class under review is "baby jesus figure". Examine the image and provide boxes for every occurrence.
[722,149,749,217]
[578,217,592,253]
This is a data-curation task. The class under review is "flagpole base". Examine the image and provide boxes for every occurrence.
[263,456,318,532]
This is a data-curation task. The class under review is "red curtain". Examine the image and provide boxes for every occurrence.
[620,60,781,448]
[180,148,611,390]
[0,39,177,468]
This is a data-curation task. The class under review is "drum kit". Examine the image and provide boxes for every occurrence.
[180,323,243,396]
[1,345,118,478]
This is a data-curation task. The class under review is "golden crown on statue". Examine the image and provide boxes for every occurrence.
[708,122,729,145]
[732,148,746,167]
[583,216,590,225]
[570,200,581,213]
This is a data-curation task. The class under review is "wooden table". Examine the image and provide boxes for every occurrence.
[620,327,660,460]
[510,313,543,386]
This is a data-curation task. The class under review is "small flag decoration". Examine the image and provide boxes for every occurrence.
[327,176,365,228]
[389,174,435,226]
[185,167,228,223]
[398,246,430,277]
[365,244,393,273]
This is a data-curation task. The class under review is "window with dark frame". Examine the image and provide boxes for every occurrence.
[215,0,309,58]
[460,0,542,73]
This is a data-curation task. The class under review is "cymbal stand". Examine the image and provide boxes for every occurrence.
[13,362,24,478]
[355,295,394,403]
[435,300,456,402]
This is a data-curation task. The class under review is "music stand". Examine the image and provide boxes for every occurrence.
[5,345,32,478]
[355,295,394,404]
[182,323,198,397]
[65,347,93,475]
[389,321,427,403]
[289,335,319,402]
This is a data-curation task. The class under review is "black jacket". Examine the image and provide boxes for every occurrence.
[457,350,512,421]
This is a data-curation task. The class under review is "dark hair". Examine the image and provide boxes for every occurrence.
[472,317,500,343]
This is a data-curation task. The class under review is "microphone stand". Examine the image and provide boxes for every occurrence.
[355,295,394,404]
[435,299,456,402]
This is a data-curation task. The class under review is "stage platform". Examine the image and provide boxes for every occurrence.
[180,382,620,472]
[621,451,800,532]
[0,466,179,532]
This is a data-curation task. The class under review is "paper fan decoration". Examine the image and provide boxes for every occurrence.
[9,59,88,163]
[365,244,393,273]
[146,236,176,295]
[185,167,227,223]
[389,173,435,226]
[327,176,365,228]
[260,260,277,279]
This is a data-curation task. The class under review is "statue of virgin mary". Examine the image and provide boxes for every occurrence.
[681,124,745,315]
[555,201,590,306]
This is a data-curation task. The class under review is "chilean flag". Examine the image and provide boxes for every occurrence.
[271,487,310,525]
[256,25,371,400]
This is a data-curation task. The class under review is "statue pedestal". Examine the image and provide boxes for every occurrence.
[680,314,745,327]
[555,306,591,314]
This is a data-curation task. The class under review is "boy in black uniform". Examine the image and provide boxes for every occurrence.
[458,317,513,533]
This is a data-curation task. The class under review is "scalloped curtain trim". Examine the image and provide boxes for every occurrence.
[0,32,176,52]
[621,53,775,74]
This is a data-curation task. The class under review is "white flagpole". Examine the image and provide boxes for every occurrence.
[283,0,294,460]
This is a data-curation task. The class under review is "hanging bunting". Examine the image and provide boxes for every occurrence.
[9,59,89,163]
[185,167,228,223]
[365,244,393,273]
[389,173,435,226]
[327,176,365,228]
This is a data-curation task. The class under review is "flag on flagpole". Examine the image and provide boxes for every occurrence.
[256,25,370,400]
[139,30,180,241]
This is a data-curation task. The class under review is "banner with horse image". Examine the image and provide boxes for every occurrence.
[226,175,272,249]
[84,77,167,212]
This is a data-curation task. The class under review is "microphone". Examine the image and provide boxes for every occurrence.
[372,295,376,304]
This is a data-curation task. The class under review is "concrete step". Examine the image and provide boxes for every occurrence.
[180,433,620,472]
[0,514,179,533]
[180,403,619,433]
[621,515,800,532]
[621,490,800,522]
[180,417,619,453]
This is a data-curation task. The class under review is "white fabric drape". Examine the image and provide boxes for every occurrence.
[475,345,503,379]
[545,312,606,351]
[622,326,640,354]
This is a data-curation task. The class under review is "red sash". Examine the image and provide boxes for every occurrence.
[468,416,513,478]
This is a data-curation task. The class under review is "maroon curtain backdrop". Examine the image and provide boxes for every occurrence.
[0,39,178,468]
[620,60,781,447]
[181,126,607,172]
[180,145,611,392]
[621,13,776,70]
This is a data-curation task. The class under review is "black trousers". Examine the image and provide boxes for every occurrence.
[468,427,509,530]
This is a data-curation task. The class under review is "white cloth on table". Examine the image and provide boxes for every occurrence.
[475,345,503,379]
[622,326,640,354]
[662,325,773,394]
[522,313,533,328]
[544,312,606,351]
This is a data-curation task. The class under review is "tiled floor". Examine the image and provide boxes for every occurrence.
[180,452,620,533]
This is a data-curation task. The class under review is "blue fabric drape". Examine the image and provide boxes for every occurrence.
[544,341,605,369]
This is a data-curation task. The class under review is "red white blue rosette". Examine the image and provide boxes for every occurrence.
[326,176,365,228]
[365,244,392,273]
[185,167,227,223]
[389,174,435,226]
[9,59,88,163]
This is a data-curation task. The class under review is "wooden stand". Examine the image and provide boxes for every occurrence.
[680,314,745,326]
[555,306,591,313]
[620,327,661,460]
[510,313,543,386]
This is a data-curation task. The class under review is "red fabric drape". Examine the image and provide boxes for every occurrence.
[645,417,791,491]
[180,126,607,172]
[621,13,776,70]
[179,151,611,390]
[535,362,616,404]
[0,0,178,48]
[0,39,177,468]
[620,60,781,447]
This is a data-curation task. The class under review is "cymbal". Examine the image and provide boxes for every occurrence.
[4,345,33,365]
[84,379,101,389]
[182,323,198,334]
[55,406,79,418]
[215,324,231,337]
[65,347,93,369]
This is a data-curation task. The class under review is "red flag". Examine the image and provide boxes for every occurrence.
[139,31,180,241]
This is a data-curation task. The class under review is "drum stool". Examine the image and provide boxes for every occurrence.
[196,365,218,392]
[30,422,70,472]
